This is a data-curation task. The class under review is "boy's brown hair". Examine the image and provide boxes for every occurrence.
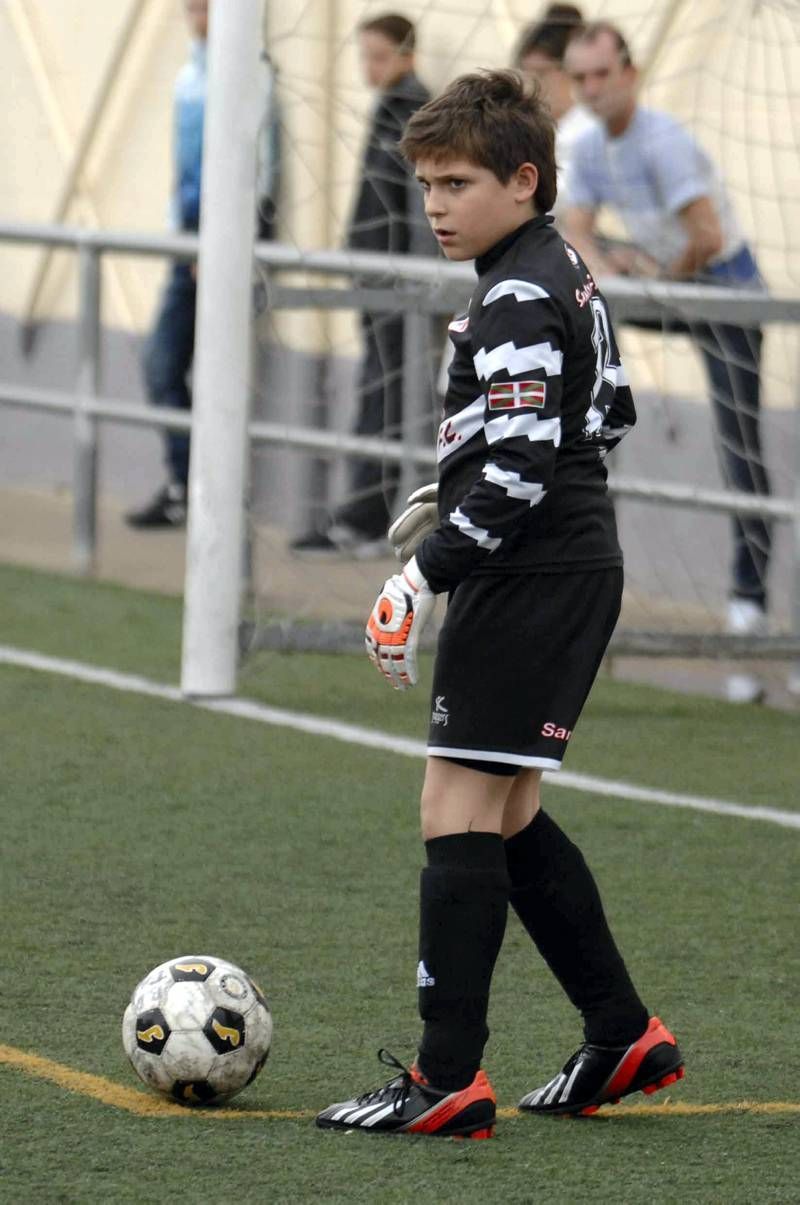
[399,69,557,214]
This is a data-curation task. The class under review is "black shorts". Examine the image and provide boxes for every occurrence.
[427,567,622,772]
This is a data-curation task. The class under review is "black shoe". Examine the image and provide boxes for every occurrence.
[518,1016,684,1117]
[289,528,389,559]
[288,531,341,556]
[316,1049,496,1139]
[125,483,187,529]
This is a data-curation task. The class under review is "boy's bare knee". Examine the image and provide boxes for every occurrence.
[420,758,516,840]
[500,769,543,840]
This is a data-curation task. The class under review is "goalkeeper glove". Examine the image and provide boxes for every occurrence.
[388,482,439,562]
[365,556,435,690]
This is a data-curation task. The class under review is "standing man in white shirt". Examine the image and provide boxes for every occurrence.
[563,21,771,703]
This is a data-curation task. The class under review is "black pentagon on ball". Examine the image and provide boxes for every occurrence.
[172,1079,218,1105]
[168,958,216,982]
[203,1006,246,1054]
[135,1008,171,1054]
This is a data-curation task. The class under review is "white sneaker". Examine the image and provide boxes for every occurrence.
[725,673,766,704]
[725,598,767,637]
[724,599,767,704]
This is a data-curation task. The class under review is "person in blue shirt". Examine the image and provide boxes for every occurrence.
[563,21,772,704]
[127,0,279,529]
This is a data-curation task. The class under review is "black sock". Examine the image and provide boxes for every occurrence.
[416,832,510,1090]
[505,810,648,1046]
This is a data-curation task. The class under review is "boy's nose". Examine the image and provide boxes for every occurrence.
[425,191,445,216]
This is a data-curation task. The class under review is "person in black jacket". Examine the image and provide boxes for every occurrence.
[292,14,436,554]
[316,69,683,1140]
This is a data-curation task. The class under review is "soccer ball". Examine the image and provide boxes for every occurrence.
[122,954,272,1105]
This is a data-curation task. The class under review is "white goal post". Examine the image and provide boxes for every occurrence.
[180,0,265,698]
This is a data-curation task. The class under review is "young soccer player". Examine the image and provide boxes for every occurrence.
[316,69,683,1140]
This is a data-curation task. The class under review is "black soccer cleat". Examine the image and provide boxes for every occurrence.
[316,1049,496,1139]
[125,482,187,529]
[519,1016,684,1117]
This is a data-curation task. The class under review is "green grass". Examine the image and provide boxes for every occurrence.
[0,563,797,1203]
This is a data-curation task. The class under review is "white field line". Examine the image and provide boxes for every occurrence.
[2,645,798,831]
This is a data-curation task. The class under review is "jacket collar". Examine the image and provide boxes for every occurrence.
[475,214,554,276]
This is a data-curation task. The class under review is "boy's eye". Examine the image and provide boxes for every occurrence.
[449,179,467,191]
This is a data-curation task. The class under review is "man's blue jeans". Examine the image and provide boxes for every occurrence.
[697,247,771,607]
[622,245,771,607]
[694,320,771,606]
[143,263,196,487]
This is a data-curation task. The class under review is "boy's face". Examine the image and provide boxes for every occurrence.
[359,30,413,89]
[415,156,539,261]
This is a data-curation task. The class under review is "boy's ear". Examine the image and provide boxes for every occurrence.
[514,162,539,204]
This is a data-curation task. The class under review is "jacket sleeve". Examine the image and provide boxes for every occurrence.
[256,53,281,239]
[416,282,566,593]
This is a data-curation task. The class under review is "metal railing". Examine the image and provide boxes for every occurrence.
[1,220,799,649]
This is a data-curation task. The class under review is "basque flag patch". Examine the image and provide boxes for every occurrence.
[487,380,546,411]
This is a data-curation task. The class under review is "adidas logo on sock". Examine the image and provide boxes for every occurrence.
[417,960,435,988]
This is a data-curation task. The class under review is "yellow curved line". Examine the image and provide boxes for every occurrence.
[0,1043,306,1120]
[2,1044,798,1122]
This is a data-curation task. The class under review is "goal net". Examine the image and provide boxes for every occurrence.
[244,0,800,693]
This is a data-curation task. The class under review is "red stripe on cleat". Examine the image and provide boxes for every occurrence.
[406,1069,496,1137]
[604,1017,678,1100]
[580,1104,600,1115]
[469,1127,495,1140]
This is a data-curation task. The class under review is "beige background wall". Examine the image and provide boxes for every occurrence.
[1,0,798,402]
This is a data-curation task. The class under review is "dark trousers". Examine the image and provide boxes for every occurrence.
[694,321,771,606]
[143,263,196,488]
[623,312,771,607]
[604,238,771,606]
[335,311,405,540]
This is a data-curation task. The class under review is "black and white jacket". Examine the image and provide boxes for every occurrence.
[416,215,636,595]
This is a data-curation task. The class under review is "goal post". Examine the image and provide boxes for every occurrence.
[180,0,265,698]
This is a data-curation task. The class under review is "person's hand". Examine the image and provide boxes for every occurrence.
[388,482,438,562]
[365,556,435,689]
[607,244,661,279]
